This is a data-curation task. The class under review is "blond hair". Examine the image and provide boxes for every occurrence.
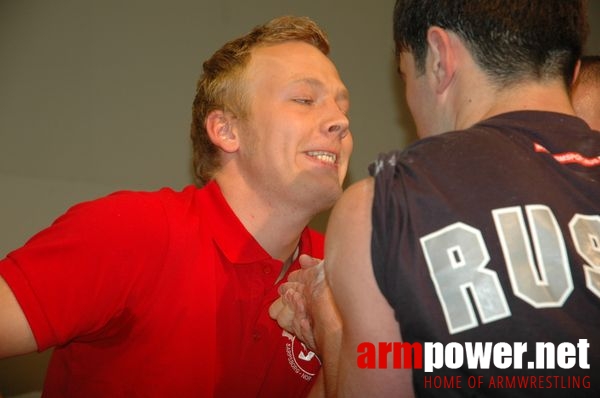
[190,16,330,186]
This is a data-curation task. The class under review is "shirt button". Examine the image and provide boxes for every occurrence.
[262,266,272,275]
[252,331,262,341]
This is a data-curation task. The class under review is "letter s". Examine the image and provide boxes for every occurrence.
[569,214,600,299]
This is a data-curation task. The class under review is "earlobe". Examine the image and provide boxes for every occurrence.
[426,27,456,94]
[206,110,239,153]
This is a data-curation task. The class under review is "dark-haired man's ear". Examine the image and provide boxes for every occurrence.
[571,59,582,88]
[426,26,457,94]
[205,110,240,153]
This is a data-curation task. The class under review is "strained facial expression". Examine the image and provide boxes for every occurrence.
[235,41,353,210]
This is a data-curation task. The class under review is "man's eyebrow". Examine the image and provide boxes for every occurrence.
[290,77,324,88]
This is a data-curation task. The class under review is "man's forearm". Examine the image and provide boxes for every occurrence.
[312,284,342,397]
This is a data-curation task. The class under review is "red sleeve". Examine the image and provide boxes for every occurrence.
[0,191,169,351]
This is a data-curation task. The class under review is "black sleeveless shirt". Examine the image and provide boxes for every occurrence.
[370,111,600,397]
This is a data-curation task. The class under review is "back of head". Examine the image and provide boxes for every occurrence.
[393,0,588,88]
[190,16,330,186]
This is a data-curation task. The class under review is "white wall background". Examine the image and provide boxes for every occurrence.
[0,1,599,395]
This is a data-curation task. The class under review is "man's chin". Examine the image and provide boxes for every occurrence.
[316,185,343,212]
[294,171,343,207]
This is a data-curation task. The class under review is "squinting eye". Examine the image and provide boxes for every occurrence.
[294,98,314,105]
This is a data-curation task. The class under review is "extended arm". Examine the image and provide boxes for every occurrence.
[322,177,414,397]
[270,178,415,396]
[0,275,37,358]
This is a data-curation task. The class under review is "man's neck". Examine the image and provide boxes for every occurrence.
[461,79,576,131]
[214,175,310,262]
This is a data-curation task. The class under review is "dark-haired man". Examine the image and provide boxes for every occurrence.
[272,1,600,396]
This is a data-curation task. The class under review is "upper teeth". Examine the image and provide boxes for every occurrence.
[308,151,337,164]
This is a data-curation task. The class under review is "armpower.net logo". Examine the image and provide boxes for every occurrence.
[357,339,592,390]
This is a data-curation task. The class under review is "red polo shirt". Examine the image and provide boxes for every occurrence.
[0,181,323,397]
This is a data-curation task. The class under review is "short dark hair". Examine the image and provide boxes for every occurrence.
[393,0,589,87]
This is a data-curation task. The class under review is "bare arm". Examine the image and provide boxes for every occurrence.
[306,369,325,398]
[322,177,414,397]
[0,275,37,358]
[270,178,415,396]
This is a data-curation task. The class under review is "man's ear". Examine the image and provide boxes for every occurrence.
[205,109,239,153]
[426,26,456,94]
[571,59,582,88]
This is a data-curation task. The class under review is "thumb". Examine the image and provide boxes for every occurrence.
[298,254,322,269]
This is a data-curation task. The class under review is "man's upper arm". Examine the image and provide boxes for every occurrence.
[324,177,414,397]
[0,275,37,358]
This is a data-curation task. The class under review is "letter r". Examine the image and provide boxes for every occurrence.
[420,222,511,334]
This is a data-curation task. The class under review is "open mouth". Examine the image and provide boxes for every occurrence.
[307,151,337,165]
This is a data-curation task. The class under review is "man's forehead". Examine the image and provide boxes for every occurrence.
[248,43,345,87]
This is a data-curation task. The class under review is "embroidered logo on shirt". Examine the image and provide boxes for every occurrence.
[282,330,321,381]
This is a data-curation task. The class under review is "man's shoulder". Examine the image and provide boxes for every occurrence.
[331,179,375,232]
